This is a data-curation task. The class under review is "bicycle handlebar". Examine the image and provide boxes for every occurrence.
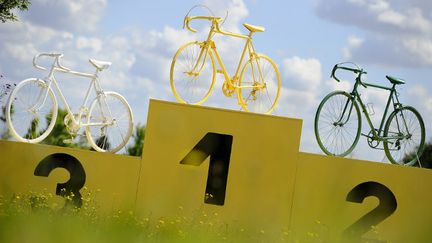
[33,53,71,72]
[183,15,222,33]
[331,63,368,88]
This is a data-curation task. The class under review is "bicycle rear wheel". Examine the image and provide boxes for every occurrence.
[314,91,361,157]
[170,41,216,105]
[237,54,280,114]
[383,106,425,166]
[6,78,57,143]
[86,92,133,153]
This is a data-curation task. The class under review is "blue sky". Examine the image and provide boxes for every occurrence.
[0,0,431,160]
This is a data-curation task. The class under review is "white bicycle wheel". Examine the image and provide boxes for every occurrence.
[6,78,58,143]
[86,92,133,153]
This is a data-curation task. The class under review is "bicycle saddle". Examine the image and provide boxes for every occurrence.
[243,23,265,33]
[386,75,405,85]
[89,59,112,70]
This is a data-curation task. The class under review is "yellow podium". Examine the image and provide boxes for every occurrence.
[291,153,432,242]
[136,100,302,235]
[1,99,432,242]
[0,141,141,211]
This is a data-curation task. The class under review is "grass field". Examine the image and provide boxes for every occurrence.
[0,192,299,243]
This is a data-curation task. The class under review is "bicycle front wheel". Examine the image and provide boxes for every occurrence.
[6,78,58,143]
[170,41,216,105]
[86,92,133,153]
[314,91,361,157]
[383,106,425,166]
[237,54,281,114]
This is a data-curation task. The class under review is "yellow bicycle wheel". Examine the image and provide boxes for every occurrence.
[170,41,216,105]
[237,54,281,114]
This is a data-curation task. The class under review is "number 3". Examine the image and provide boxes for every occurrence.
[34,153,86,208]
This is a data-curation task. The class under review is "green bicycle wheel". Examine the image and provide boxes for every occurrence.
[383,106,425,166]
[314,91,362,157]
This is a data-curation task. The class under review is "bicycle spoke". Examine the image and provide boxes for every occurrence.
[384,107,424,165]
[238,55,280,114]
[315,92,360,156]
[7,79,56,143]
[86,93,132,153]
[171,42,214,104]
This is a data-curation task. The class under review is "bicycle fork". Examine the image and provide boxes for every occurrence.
[334,96,355,127]
[185,42,212,77]
[28,77,53,114]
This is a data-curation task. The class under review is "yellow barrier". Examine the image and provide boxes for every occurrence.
[1,99,432,242]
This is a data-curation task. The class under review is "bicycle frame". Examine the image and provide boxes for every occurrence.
[192,18,264,90]
[342,78,404,142]
[41,62,108,128]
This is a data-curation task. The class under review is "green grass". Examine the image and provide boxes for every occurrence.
[0,192,293,243]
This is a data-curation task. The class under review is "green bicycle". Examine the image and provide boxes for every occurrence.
[314,63,425,166]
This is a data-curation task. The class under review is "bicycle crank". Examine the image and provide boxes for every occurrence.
[64,113,80,135]
[366,130,381,148]
[222,82,235,97]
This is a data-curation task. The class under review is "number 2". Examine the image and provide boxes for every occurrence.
[343,181,397,241]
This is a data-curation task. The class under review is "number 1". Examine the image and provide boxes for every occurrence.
[180,132,233,206]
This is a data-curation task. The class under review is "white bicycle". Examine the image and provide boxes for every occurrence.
[6,53,133,153]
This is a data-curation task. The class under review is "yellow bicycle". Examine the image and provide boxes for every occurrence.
[170,10,281,114]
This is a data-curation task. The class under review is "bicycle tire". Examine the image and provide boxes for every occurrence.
[86,91,133,153]
[383,106,425,166]
[6,78,58,143]
[314,91,361,157]
[170,41,216,105]
[237,54,281,114]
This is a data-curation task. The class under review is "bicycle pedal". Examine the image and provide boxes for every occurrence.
[360,133,370,137]
[63,138,75,144]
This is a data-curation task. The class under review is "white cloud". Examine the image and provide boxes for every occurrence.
[203,0,249,32]
[401,38,432,65]
[316,0,432,67]
[343,36,364,59]
[407,85,432,133]
[276,57,325,153]
[76,37,103,53]
[21,0,107,32]
[282,56,322,91]
[4,43,37,62]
